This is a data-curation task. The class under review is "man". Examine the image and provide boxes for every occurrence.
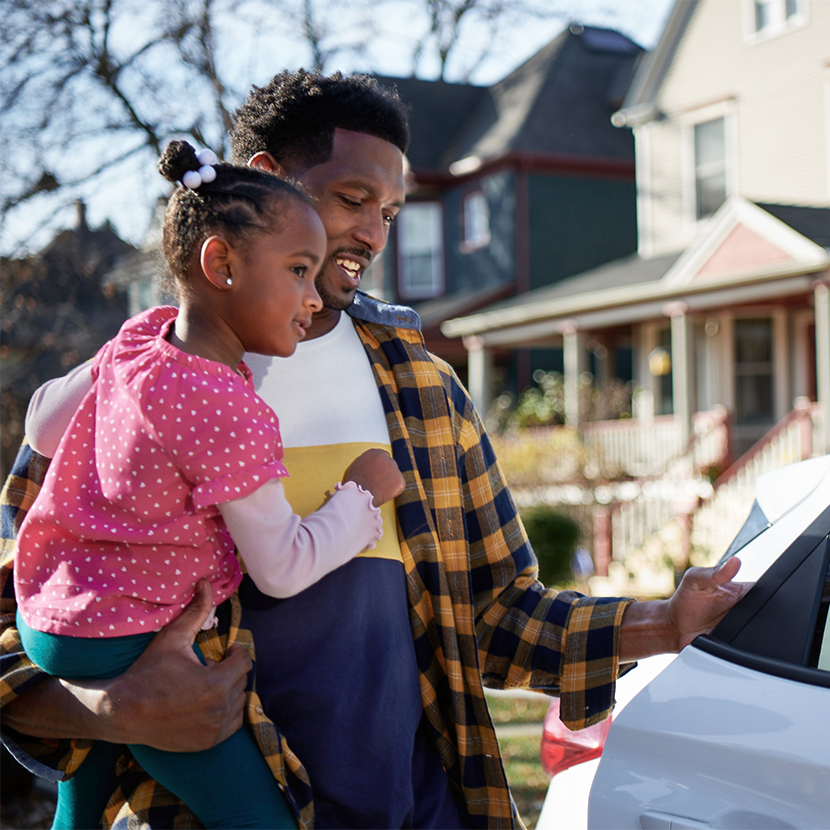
[0,71,747,829]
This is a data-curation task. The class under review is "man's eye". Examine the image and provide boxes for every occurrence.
[340,196,361,208]
[383,214,396,226]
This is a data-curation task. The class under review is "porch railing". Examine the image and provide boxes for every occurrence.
[582,407,730,479]
[606,408,730,563]
[690,399,825,562]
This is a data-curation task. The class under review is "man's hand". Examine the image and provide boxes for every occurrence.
[4,581,252,752]
[619,558,751,662]
[666,557,751,651]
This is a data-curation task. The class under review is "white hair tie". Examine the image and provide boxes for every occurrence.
[182,148,218,189]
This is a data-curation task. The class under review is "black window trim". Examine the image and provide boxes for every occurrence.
[692,501,830,688]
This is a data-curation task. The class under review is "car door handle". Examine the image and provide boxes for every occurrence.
[640,810,712,829]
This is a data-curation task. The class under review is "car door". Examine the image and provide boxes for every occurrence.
[588,497,830,829]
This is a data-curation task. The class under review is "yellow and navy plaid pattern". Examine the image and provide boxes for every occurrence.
[1,318,633,829]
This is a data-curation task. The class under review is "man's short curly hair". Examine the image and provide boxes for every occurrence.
[230,70,410,169]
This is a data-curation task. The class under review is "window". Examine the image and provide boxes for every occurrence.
[397,202,444,299]
[754,0,771,30]
[746,0,807,38]
[694,117,727,220]
[734,318,774,425]
[462,190,490,250]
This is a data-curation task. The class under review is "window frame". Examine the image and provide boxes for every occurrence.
[681,101,738,228]
[460,189,490,252]
[743,0,809,41]
[733,316,775,426]
[395,200,445,300]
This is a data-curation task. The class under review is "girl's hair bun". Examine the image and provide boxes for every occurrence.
[158,140,201,184]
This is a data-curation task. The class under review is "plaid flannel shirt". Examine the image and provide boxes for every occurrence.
[1,297,633,829]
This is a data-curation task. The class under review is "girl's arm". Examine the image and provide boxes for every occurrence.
[25,363,94,457]
[218,478,385,598]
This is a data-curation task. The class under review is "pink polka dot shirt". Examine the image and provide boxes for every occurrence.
[15,306,289,638]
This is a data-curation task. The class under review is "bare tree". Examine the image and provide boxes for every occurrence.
[0,0,376,255]
[403,0,569,81]
[0,0,585,255]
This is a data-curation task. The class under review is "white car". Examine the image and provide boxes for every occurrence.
[537,453,830,830]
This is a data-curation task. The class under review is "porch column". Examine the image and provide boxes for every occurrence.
[463,335,494,417]
[665,301,693,446]
[562,321,587,427]
[815,280,830,453]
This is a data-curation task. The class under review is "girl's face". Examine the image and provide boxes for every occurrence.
[229,199,326,358]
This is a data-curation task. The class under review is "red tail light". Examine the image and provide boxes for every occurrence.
[540,698,612,778]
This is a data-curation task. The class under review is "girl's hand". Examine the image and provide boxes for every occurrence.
[343,449,405,507]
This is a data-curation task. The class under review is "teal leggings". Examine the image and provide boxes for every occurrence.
[18,612,297,830]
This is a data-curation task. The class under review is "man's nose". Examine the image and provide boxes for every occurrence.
[352,211,387,254]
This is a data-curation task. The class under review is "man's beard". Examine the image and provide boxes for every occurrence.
[315,256,364,311]
[316,273,356,311]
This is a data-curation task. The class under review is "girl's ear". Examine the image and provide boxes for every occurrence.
[200,236,235,290]
[249,151,287,177]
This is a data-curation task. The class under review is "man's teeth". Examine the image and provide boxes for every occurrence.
[336,258,361,278]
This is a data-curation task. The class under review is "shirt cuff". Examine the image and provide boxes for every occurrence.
[558,595,634,730]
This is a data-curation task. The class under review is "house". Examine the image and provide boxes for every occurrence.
[100,25,644,391]
[373,24,644,379]
[441,0,830,584]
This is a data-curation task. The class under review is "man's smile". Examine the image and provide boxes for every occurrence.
[331,249,371,289]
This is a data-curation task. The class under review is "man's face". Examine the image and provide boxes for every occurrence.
[291,128,406,313]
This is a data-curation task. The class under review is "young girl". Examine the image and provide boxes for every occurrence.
[15,141,405,830]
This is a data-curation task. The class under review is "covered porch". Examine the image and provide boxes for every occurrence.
[442,198,830,591]
[443,198,830,461]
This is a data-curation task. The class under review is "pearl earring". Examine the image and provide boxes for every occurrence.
[225,278,232,286]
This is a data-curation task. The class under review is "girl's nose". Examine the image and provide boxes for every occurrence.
[305,279,323,312]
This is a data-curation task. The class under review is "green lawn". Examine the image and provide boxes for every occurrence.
[498,732,550,829]
[486,692,553,829]
[485,694,551,725]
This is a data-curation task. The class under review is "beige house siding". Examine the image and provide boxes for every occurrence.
[639,0,830,257]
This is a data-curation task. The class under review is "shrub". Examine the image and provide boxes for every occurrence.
[520,507,581,587]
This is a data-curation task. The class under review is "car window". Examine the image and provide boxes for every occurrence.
[717,500,771,562]
[697,503,830,686]
[811,562,830,671]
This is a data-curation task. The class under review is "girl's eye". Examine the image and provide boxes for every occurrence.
[291,265,307,278]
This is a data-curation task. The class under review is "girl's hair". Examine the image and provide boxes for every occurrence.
[158,140,313,295]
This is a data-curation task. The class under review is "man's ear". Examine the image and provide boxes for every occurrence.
[200,235,235,290]
[249,151,286,176]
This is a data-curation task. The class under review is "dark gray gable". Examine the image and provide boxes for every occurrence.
[756,203,830,249]
[450,25,643,164]
[373,75,488,171]
[375,24,643,174]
